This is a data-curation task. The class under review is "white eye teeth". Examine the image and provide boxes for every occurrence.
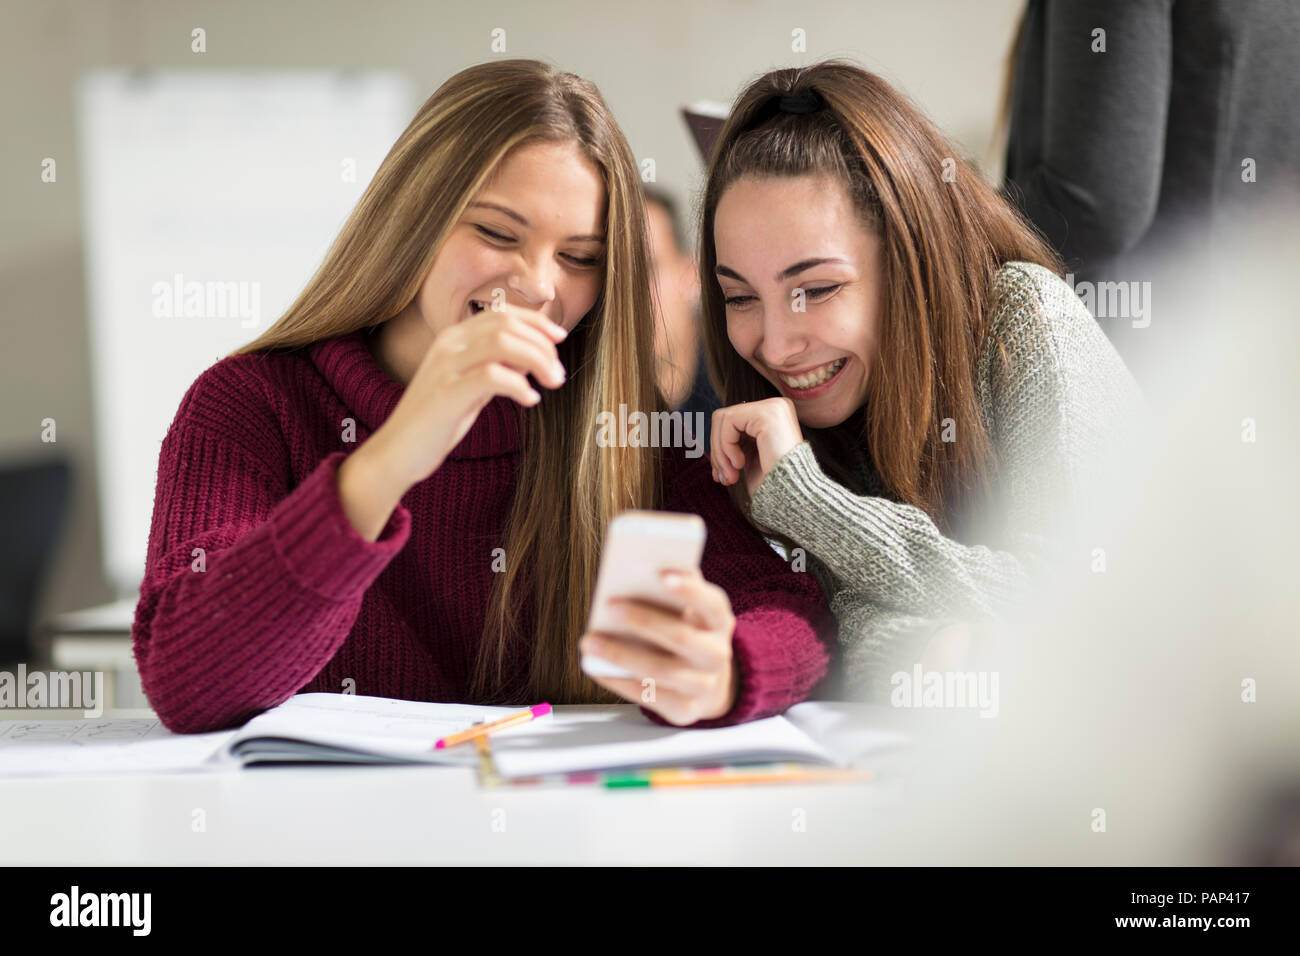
[780,358,845,390]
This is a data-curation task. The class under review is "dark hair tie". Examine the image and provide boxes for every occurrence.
[778,89,824,114]
[739,88,826,132]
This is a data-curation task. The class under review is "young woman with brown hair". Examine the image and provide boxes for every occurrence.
[699,60,1144,698]
[132,59,831,734]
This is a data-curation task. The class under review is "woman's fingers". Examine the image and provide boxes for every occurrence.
[592,597,731,671]
[582,569,738,724]
[491,308,569,368]
[709,399,804,491]
[498,303,568,344]
[711,406,752,483]
[454,314,566,389]
[661,568,733,633]
[382,305,569,486]
[461,362,541,407]
[579,632,712,696]
[590,598,695,657]
[584,672,708,726]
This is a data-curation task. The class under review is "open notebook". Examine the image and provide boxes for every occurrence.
[0,693,908,778]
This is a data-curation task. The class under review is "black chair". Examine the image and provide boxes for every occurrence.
[0,457,71,667]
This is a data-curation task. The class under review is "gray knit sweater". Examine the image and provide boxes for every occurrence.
[748,261,1146,700]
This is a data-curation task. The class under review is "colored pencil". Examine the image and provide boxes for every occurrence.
[434,703,552,750]
[494,763,872,789]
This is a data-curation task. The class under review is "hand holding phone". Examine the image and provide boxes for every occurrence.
[581,511,707,679]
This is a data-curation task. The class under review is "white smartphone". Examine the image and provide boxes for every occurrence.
[581,510,708,679]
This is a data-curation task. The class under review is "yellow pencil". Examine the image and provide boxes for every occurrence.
[471,724,502,787]
[434,703,552,750]
[636,765,871,787]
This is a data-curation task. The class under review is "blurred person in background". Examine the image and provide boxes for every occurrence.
[1000,0,1300,380]
[643,186,719,448]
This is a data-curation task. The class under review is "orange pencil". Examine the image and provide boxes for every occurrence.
[597,764,872,788]
[643,766,871,787]
[434,703,552,750]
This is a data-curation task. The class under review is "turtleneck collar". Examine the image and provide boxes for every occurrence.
[308,328,523,459]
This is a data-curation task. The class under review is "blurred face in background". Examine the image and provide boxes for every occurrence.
[645,197,702,408]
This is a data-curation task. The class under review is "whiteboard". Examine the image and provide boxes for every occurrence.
[75,70,414,596]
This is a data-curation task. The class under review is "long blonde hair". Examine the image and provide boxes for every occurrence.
[233,59,661,704]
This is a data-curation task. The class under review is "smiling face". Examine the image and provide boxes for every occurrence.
[713,174,882,429]
[405,138,607,340]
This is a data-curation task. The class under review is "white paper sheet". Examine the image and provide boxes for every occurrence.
[782,702,911,767]
[486,708,840,778]
[0,718,234,776]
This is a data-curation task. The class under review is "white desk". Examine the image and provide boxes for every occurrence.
[0,707,910,865]
[40,597,146,709]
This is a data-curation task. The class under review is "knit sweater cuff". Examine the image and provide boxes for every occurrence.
[749,441,839,542]
[701,613,799,725]
[267,450,411,600]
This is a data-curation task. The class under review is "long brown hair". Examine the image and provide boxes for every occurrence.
[699,59,1061,536]
[232,59,661,704]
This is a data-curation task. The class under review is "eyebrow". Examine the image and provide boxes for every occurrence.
[469,202,605,243]
[715,257,849,284]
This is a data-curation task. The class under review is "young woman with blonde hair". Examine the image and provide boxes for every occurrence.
[133,59,831,734]
[700,60,1144,698]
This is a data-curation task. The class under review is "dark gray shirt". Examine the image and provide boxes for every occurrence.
[1004,0,1300,287]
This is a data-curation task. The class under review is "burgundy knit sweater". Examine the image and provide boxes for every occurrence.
[132,329,834,735]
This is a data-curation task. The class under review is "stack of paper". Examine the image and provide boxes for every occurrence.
[0,693,908,778]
